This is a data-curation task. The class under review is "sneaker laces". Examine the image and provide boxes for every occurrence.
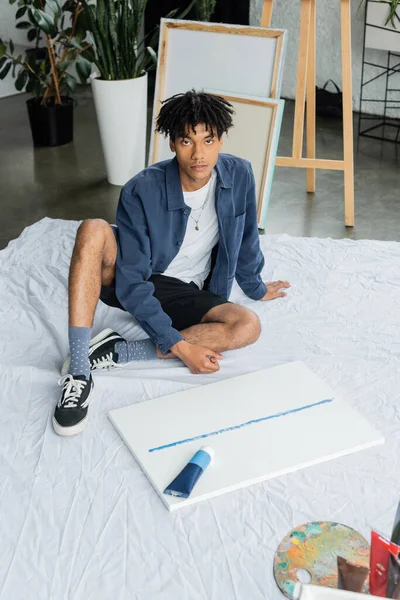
[91,351,118,371]
[58,374,88,409]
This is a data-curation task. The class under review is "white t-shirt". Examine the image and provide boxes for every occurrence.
[163,170,219,289]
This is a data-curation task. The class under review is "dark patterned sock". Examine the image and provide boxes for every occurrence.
[68,326,91,378]
[115,339,158,362]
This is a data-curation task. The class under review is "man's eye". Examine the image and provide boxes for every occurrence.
[205,139,214,145]
[182,140,190,145]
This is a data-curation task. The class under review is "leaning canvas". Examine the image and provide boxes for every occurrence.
[109,362,384,512]
[204,92,284,228]
[149,18,287,165]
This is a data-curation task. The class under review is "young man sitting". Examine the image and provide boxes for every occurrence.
[54,90,290,436]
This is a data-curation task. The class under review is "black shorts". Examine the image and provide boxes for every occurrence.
[100,274,229,331]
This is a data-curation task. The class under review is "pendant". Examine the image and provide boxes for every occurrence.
[195,225,199,231]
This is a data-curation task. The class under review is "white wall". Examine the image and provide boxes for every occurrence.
[250,0,400,117]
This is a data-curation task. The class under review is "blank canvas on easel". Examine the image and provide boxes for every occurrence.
[149,18,287,165]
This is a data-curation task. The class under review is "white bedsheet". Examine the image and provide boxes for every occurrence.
[1,217,400,600]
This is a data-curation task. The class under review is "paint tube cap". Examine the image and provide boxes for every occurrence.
[200,446,214,462]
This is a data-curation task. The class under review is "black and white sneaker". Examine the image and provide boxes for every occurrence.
[61,328,126,376]
[53,374,94,436]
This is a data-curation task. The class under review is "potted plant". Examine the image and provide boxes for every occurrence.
[0,0,93,146]
[360,0,400,52]
[77,0,154,185]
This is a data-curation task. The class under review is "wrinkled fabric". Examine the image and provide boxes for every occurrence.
[0,217,398,600]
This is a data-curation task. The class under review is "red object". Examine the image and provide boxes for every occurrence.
[370,531,400,596]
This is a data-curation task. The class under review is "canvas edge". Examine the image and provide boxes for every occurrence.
[258,98,285,229]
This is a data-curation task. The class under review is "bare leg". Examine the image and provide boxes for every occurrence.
[68,219,117,327]
[157,304,261,358]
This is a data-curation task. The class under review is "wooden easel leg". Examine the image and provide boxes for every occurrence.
[292,0,312,159]
[306,0,316,192]
[340,0,355,226]
[261,0,274,27]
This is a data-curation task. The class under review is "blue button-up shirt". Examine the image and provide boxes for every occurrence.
[115,153,266,354]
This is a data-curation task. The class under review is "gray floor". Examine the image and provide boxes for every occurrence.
[0,86,399,251]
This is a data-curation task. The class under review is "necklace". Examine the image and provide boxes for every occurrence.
[187,175,214,231]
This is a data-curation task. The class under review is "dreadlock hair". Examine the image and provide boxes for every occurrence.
[155,89,234,141]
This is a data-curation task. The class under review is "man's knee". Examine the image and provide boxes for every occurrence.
[76,219,110,247]
[225,306,261,345]
[238,309,261,344]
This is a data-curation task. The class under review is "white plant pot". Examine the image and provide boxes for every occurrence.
[365,1,400,52]
[91,72,148,186]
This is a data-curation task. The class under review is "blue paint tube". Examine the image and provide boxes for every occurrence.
[164,446,214,499]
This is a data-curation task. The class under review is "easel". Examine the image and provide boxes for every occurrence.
[261,0,355,227]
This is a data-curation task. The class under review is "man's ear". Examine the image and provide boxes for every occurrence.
[169,137,176,153]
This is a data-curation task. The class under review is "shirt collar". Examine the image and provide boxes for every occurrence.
[165,154,232,211]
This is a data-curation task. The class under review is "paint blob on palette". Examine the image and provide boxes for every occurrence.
[273,522,370,599]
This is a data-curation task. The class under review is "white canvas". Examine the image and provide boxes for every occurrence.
[109,361,384,512]
[149,19,287,164]
[203,92,285,228]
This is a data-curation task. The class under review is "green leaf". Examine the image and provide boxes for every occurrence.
[26,78,34,93]
[46,0,61,19]
[31,9,57,36]
[28,8,37,24]
[15,5,27,18]
[76,56,91,82]
[0,56,7,69]
[58,60,72,72]
[16,20,31,29]
[62,0,75,11]
[0,40,5,59]
[81,46,96,63]
[27,28,37,41]
[0,62,12,79]
[69,37,83,50]
[146,45,157,66]
[15,68,28,90]
[64,72,76,92]
[9,0,18,5]
[9,39,14,54]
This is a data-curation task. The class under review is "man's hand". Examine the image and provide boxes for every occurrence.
[170,340,223,374]
[261,280,290,301]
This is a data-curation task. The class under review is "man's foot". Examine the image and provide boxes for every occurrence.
[61,328,127,376]
[53,374,94,436]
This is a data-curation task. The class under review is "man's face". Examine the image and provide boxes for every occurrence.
[169,123,223,188]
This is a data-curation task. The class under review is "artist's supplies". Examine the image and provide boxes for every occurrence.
[370,531,393,596]
[163,446,214,499]
[293,583,382,600]
[337,556,369,593]
[273,522,370,600]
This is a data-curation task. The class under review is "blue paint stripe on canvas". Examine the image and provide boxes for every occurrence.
[148,398,334,453]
